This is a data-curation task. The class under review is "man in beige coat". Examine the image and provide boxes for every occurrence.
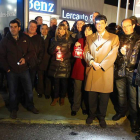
[84,15,119,128]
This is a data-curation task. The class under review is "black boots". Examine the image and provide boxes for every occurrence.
[112,113,125,121]
[131,120,139,133]
[10,110,17,119]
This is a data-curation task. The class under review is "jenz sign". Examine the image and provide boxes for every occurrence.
[29,0,57,14]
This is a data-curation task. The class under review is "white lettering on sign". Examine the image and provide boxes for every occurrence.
[62,10,91,22]
[0,11,16,17]
[34,1,40,10]
[29,0,34,9]
[29,0,54,13]
[90,15,93,22]
[40,2,47,11]
[48,3,54,12]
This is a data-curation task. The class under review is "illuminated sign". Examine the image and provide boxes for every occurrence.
[61,8,93,23]
[29,0,57,14]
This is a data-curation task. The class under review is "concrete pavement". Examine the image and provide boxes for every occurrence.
[0,89,127,126]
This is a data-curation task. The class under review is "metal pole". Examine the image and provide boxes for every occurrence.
[132,0,136,16]
[24,0,29,32]
[116,0,121,25]
[125,0,129,18]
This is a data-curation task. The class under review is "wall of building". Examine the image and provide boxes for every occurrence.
[61,0,104,14]
[103,4,133,26]
[28,0,139,29]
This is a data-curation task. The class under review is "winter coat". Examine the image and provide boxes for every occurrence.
[25,34,44,66]
[39,35,51,71]
[0,32,34,73]
[71,38,86,81]
[48,35,73,78]
[114,32,140,79]
[84,31,119,93]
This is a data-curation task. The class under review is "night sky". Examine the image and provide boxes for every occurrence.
[104,0,134,10]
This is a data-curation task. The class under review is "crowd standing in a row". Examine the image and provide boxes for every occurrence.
[1,11,140,139]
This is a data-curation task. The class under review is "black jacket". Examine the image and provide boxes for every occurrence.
[48,35,73,78]
[0,32,34,73]
[136,60,140,86]
[28,34,44,68]
[115,32,140,79]
[39,35,51,71]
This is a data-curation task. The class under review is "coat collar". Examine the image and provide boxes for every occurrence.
[92,30,110,48]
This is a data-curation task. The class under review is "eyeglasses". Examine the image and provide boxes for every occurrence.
[122,25,132,29]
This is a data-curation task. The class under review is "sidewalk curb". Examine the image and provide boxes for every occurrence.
[0,116,127,125]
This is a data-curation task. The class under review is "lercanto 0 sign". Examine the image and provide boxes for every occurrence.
[61,9,93,23]
[29,0,57,14]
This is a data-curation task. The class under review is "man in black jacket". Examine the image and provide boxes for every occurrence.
[35,16,43,35]
[36,24,51,98]
[48,18,57,38]
[25,20,44,89]
[113,18,140,133]
[0,20,39,119]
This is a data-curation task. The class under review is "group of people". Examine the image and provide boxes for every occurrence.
[1,11,140,138]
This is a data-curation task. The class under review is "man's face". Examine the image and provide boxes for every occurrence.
[36,17,43,25]
[40,25,48,36]
[95,20,106,34]
[50,19,57,27]
[122,19,135,35]
[9,23,20,36]
[76,21,85,32]
[93,13,99,24]
[28,23,37,35]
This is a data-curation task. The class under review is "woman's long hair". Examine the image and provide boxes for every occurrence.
[59,20,70,31]
[55,23,69,41]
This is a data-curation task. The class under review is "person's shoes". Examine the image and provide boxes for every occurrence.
[112,113,125,121]
[135,134,140,140]
[37,94,42,98]
[29,108,39,114]
[131,120,139,133]
[60,98,65,106]
[50,98,59,106]
[86,117,93,124]
[45,95,50,99]
[99,119,107,128]
[10,110,17,119]
[71,111,76,116]
[82,110,88,115]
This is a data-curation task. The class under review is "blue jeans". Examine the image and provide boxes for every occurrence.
[115,71,137,120]
[7,70,34,111]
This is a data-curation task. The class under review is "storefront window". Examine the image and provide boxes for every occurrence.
[0,0,17,34]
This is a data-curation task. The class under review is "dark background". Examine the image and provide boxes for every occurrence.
[104,0,134,10]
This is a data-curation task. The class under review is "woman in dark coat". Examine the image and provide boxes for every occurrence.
[48,23,73,106]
